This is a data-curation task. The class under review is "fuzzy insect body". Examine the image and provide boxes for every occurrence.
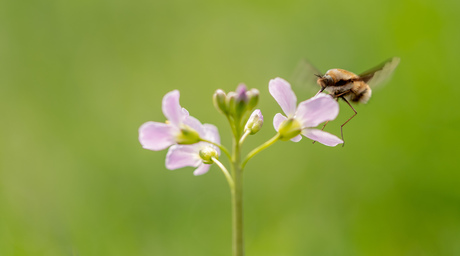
[310,57,400,145]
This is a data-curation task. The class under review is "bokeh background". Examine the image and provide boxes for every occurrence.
[1,0,460,255]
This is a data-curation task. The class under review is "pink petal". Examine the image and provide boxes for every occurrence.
[181,108,190,117]
[290,135,302,142]
[273,113,287,132]
[296,93,339,128]
[165,145,202,170]
[302,129,343,147]
[183,115,205,137]
[203,124,220,144]
[269,78,297,117]
[193,164,211,176]
[139,121,178,151]
[162,90,184,126]
[202,124,220,155]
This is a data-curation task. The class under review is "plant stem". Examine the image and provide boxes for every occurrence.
[231,137,244,256]
[212,157,234,189]
[241,133,280,169]
[239,130,251,145]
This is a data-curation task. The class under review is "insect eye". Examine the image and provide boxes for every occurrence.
[325,76,333,86]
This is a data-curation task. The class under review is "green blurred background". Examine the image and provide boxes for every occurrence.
[1,0,460,255]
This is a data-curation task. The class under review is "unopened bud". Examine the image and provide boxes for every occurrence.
[235,84,248,118]
[226,92,237,116]
[199,146,219,164]
[244,109,263,135]
[247,88,259,110]
[213,89,228,115]
[278,118,302,141]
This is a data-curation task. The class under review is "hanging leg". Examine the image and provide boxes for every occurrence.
[312,121,330,144]
[339,96,357,147]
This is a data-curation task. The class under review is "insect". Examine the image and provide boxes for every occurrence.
[293,57,400,145]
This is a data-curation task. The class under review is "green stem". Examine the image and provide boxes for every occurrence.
[212,157,234,189]
[239,130,251,145]
[231,137,244,256]
[226,115,238,140]
[241,133,280,169]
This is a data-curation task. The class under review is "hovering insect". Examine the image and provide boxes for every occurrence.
[292,57,400,145]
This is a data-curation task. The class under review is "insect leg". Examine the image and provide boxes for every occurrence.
[312,121,329,144]
[339,96,357,147]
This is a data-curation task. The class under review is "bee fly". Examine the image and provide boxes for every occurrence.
[305,57,400,145]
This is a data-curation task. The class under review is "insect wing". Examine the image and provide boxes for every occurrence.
[359,57,400,88]
[290,59,323,95]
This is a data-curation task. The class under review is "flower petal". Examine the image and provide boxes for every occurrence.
[183,115,206,137]
[165,145,202,170]
[181,107,190,118]
[273,113,287,132]
[162,90,184,126]
[202,124,220,155]
[290,134,302,142]
[139,121,178,151]
[203,124,220,144]
[269,77,297,117]
[302,129,343,147]
[296,93,339,128]
[193,164,211,176]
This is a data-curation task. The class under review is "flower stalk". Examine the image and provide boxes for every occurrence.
[242,133,280,169]
[212,157,234,189]
[231,137,244,256]
[138,78,344,256]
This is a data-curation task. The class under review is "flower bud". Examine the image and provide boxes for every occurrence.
[246,88,259,111]
[175,125,201,145]
[199,146,219,164]
[226,92,237,116]
[235,84,248,118]
[213,89,228,115]
[277,118,302,141]
[236,84,248,102]
[244,109,263,135]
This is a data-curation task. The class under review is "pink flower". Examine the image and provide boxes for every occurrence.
[139,90,203,151]
[269,77,343,147]
[166,124,221,175]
